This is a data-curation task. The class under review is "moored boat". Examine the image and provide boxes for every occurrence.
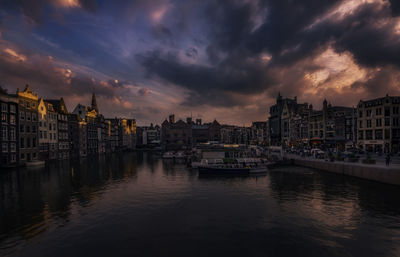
[198,164,268,175]
[26,160,46,168]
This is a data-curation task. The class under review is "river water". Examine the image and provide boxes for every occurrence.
[1,152,399,257]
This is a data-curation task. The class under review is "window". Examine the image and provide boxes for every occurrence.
[20,138,24,148]
[10,105,16,113]
[376,118,382,127]
[10,143,16,152]
[2,126,7,140]
[359,120,363,128]
[1,103,7,112]
[359,111,363,118]
[44,131,47,139]
[366,130,373,140]
[10,114,15,124]
[26,125,30,133]
[2,143,7,152]
[376,108,382,116]
[394,117,399,126]
[26,101,30,108]
[385,117,390,126]
[394,106,400,115]
[32,113,37,121]
[1,113,7,122]
[32,137,36,147]
[366,110,372,117]
[10,128,15,140]
[10,154,16,162]
[26,138,31,148]
[20,124,24,132]
[40,131,42,139]
[385,129,390,139]
[32,125,36,133]
[375,129,383,140]
[26,112,31,121]
[385,107,390,116]
[20,111,25,120]
[367,120,372,128]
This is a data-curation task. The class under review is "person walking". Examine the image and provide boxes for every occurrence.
[386,153,391,166]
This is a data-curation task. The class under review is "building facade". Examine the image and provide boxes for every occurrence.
[17,85,39,164]
[308,100,355,150]
[357,95,400,153]
[47,98,69,160]
[0,90,19,167]
[38,99,58,160]
[68,113,87,159]
[269,93,298,146]
[161,115,192,150]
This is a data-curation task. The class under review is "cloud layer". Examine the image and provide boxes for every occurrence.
[0,0,400,125]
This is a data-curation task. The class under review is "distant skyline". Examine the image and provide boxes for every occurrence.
[1,0,400,125]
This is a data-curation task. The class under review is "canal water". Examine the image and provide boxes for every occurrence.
[1,152,400,257]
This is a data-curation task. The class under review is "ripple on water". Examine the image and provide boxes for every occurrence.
[1,153,400,257]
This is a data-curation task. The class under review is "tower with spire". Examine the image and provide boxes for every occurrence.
[91,93,99,113]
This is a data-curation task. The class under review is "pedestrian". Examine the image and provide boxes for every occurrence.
[386,153,391,166]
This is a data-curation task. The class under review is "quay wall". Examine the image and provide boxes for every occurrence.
[292,159,400,186]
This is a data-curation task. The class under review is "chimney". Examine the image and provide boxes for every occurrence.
[196,118,202,125]
[186,117,192,124]
[169,114,175,123]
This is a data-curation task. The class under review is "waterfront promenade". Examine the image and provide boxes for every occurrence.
[285,154,400,186]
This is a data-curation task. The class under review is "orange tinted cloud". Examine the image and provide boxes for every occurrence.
[3,48,27,62]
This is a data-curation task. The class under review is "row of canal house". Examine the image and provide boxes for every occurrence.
[269,93,400,153]
[269,93,356,150]
[0,85,137,168]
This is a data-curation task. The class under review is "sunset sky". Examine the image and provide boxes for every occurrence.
[1,0,400,125]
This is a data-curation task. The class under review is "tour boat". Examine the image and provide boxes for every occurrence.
[198,164,268,175]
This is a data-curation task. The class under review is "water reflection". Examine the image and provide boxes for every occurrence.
[0,152,399,257]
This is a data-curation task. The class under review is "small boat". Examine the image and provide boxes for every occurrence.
[162,151,187,159]
[174,151,186,159]
[26,160,46,168]
[162,151,175,159]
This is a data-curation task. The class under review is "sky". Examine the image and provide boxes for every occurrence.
[0,0,400,125]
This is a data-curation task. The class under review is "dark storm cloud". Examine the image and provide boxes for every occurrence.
[330,3,400,68]
[389,0,400,16]
[0,0,98,24]
[138,0,400,107]
[138,49,277,97]
[137,0,340,106]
